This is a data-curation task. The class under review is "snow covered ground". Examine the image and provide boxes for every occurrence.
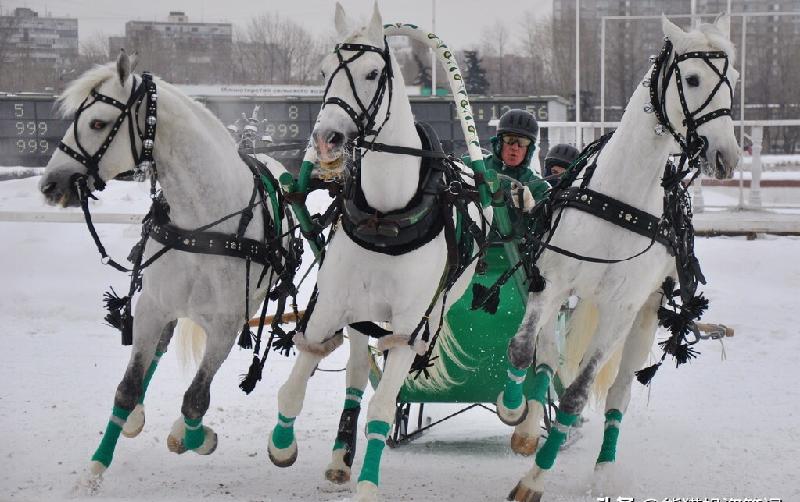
[1,176,799,502]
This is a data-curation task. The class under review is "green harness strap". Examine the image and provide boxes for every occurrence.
[358,420,391,486]
[138,350,164,405]
[597,409,623,463]
[91,406,131,467]
[260,174,283,238]
[536,410,579,470]
[271,412,296,450]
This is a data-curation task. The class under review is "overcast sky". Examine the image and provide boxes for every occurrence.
[7,0,553,48]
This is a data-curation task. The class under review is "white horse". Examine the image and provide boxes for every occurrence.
[39,52,290,491]
[266,4,490,501]
[496,16,741,501]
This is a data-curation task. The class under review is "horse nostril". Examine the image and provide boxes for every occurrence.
[327,131,344,146]
[41,182,57,195]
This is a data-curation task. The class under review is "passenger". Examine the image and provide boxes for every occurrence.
[542,143,580,187]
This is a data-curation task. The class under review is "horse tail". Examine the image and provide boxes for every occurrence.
[175,318,207,370]
[561,300,622,406]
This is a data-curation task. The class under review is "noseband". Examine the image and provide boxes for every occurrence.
[321,38,394,140]
[649,38,733,163]
[58,72,158,191]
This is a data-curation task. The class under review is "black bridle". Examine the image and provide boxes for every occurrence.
[58,72,158,192]
[649,37,733,165]
[321,38,394,140]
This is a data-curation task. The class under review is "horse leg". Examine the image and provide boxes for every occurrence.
[166,314,238,456]
[498,288,564,426]
[508,307,635,502]
[123,319,176,438]
[355,344,417,502]
[82,294,171,489]
[325,326,370,484]
[593,292,660,488]
[268,307,345,467]
[511,313,559,456]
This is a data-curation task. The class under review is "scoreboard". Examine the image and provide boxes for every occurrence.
[0,95,552,169]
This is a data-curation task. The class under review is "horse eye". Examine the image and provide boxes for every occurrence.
[320,70,326,80]
[686,75,700,88]
[90,119,108,131]
[366,69,379,81]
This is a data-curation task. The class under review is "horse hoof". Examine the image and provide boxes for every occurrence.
[507,481,543,502]
[166,425,217,455]
[510,431,539,456]
[73,462,105,495]
[355,480,379,502]
[122,404,145,438]
[325,467,351,484]
[166,432,187,454]
[496,393,529,426]
[267,434,297,468]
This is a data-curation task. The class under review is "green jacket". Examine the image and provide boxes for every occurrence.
[483,153,550,202]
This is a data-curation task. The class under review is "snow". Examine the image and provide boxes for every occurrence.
[1,176,799,501]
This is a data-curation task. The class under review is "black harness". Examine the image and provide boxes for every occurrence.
[340,123,450,255]
[59,73,157,191]
[322,38,394,139]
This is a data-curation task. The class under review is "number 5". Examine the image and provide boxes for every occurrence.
[15,103,24,117]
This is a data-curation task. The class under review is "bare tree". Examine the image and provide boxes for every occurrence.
[236,13,322,85]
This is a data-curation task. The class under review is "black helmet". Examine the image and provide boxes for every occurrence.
[497,109,538,142]
[543,143,580,178]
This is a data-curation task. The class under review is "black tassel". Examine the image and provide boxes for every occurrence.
[683,293,709,320]
[471,283,500,314]
[121,316,133,346]
[237,323,253,349]
[528,270,546,293]
[672,343,699,366]
[272,327,295,356]
[635,362,661,385]
[103,287,129,331]
[239,356,263,394]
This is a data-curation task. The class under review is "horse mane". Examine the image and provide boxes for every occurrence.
[676,22,736,65]
[57,63,117,116]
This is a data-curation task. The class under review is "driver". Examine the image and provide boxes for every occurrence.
[484,109,549,212]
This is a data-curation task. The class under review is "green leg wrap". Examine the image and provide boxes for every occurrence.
[91,406,132,467]
[357,420,391,486]
[138,351,164,405]
[334,387,364,451]
[596,409,623,464]
[529,365,554,406]
[183,416,204,450]
[503,365,528,410]
[272,413,296,449]
[535,410,579,470]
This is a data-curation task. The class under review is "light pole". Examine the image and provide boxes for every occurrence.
[575,0,581,147]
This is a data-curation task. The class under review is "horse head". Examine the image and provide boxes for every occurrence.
[312,2,395,169]
[659,15,740,179]
[40,50,148,206]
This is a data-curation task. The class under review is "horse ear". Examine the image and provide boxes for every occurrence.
[714,13,731,39]
[334,2,349,38]
[366,2,384,45]
[116,49,131,85]
[129,51,140,73]
[662,14,686,42]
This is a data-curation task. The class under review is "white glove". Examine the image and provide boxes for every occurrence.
[511,185,536,212]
